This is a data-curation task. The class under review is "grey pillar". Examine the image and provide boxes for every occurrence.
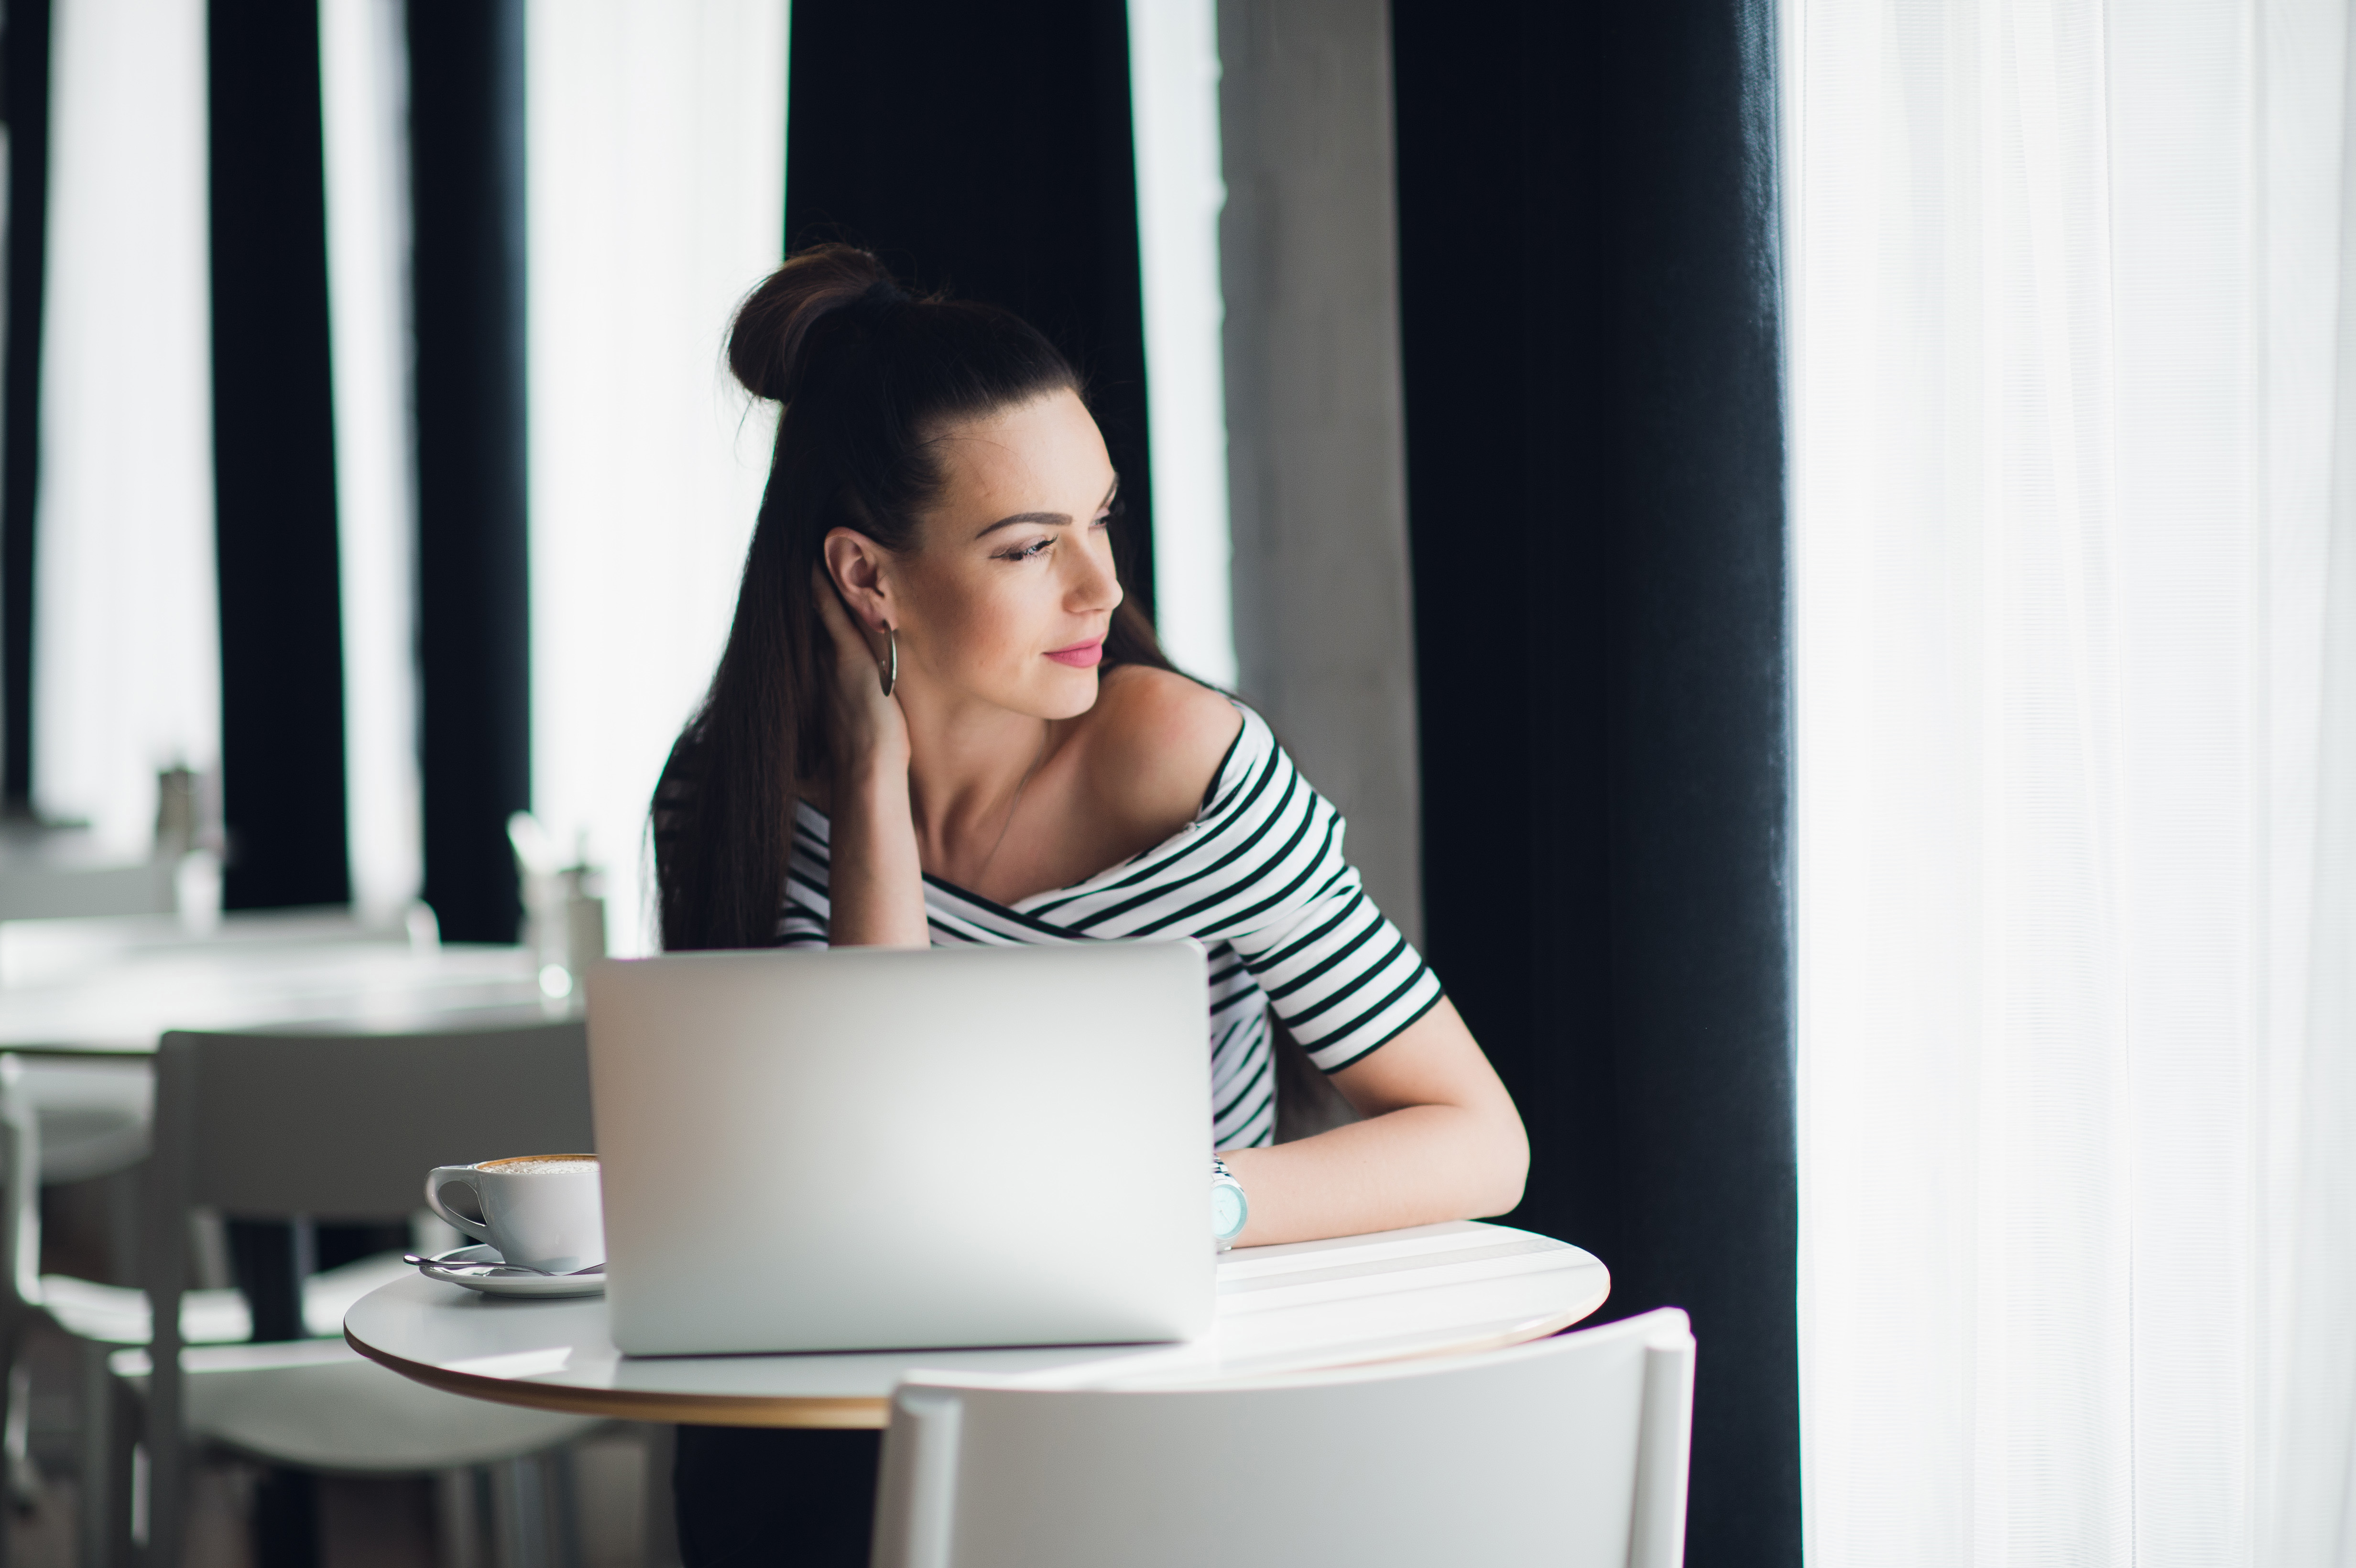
[1217,0,1424,944]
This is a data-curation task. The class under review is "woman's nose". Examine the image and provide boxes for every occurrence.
[1068,529,1124,614]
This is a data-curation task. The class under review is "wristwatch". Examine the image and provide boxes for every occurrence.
[1211,1157,1249,1251]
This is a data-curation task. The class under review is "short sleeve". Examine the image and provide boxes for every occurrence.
[1189,724,1444,1071]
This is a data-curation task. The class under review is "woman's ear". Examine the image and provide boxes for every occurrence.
[821,529,895,632]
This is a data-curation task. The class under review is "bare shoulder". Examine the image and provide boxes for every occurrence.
[1075,665,1245,833]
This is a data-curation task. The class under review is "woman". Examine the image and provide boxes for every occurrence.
[654,244,1527,1566]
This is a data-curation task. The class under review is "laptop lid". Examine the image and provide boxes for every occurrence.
[586,940,1213,1356]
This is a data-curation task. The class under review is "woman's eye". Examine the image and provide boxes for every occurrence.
[997,537,1054,562]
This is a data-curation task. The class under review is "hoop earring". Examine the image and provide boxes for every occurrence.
[880,626,898,698]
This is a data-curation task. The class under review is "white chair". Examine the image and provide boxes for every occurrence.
[871,1306,1696,1568]
[0,1050,263,1564]
[5,1057,153,1187]
[117,1019,605,1568]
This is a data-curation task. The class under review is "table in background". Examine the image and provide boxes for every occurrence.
[0,910,552,1055]
[346,1221,1611,1428]
[0,909,552,1187]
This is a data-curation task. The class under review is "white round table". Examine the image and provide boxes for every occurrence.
[346,1220,1611,1428]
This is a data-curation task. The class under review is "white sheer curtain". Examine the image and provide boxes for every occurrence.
[33,0,217,852]
[1789,0,2356,1562]
[526,0,787,954]
[319,0,424,924]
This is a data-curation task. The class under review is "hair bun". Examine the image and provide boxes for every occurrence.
[727,244,901,405]
[846,276,908,322]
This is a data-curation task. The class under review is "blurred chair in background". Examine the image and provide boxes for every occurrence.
[0,1019,600,1568]
[0,903,438,1463]
[129,1020,606,1568]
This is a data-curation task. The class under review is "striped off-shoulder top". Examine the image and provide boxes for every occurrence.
[777,702,1445,1149]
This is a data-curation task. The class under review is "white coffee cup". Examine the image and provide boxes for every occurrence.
[425,1155,605,1273]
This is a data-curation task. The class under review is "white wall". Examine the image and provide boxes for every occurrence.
[526,0,789,954]
[1215,0,1423,941]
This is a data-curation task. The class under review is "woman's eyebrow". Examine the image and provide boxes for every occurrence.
[974,510,1070,539]
[972,479,1120,540]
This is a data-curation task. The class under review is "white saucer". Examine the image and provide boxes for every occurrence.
[416,1244,605,1299]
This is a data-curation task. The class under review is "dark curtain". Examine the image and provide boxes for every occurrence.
[409,0,531,944]
[1,0,51,808]
[782,0,1157,615]
[211,0,352,911]
[1392,3,1796,1565]
[6,0,534,925]
[203,0,534,934]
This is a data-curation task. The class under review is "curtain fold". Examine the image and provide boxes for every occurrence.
[1789,0,2356,1560]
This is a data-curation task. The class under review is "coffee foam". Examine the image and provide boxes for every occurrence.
[480,1156,597,1175]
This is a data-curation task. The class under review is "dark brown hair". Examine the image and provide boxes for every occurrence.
[653,244,1173,951]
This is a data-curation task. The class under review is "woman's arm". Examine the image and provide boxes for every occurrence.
[811,566,930,947]
[1216,998,1528,1246]
[1077,670,1526,1243]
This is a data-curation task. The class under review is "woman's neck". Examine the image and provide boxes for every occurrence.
[890,686,1059,884]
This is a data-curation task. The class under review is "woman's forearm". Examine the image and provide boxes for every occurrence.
[1217,1000,1528,1246]
[826,759,930,947]
[1218,1101,1528,1247]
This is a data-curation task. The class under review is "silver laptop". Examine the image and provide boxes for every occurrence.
[584,940,1213,1357]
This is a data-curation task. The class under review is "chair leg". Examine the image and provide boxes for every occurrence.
[545,1448,582,1568]
[487,1457,547,1568]
[248,1470,318,1568]
[435,1469,484,1568]
[5,1353,43,1515]
[76,1328,106,1563]
[72,1337,123,1563]
[0,1324,22,1568]
[641,1427,680,1568]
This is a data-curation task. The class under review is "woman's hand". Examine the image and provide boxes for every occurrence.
[810,564,910,777]
[810,566,928,947]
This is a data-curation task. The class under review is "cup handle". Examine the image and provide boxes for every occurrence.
[424,1166,493,1244]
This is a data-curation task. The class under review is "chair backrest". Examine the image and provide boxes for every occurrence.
[151,1016,592,1220]
[135,1016,594,1568]
[871,1306,1697,1568]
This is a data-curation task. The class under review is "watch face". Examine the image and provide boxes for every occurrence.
[1211,1182,1247,1241]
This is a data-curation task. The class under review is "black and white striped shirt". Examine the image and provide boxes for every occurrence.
[777,703,1444,1149]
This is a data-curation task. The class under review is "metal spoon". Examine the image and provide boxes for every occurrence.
[404,1252,605,1277]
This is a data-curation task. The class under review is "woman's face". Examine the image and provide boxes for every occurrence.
[834,388,1125,721]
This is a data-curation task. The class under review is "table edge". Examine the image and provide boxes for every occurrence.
[345,1296,1606,1428]
[343,1328,891,1429]
[1277,1300,1600,1383]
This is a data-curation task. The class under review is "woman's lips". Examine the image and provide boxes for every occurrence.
[1046,637,1105,668]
